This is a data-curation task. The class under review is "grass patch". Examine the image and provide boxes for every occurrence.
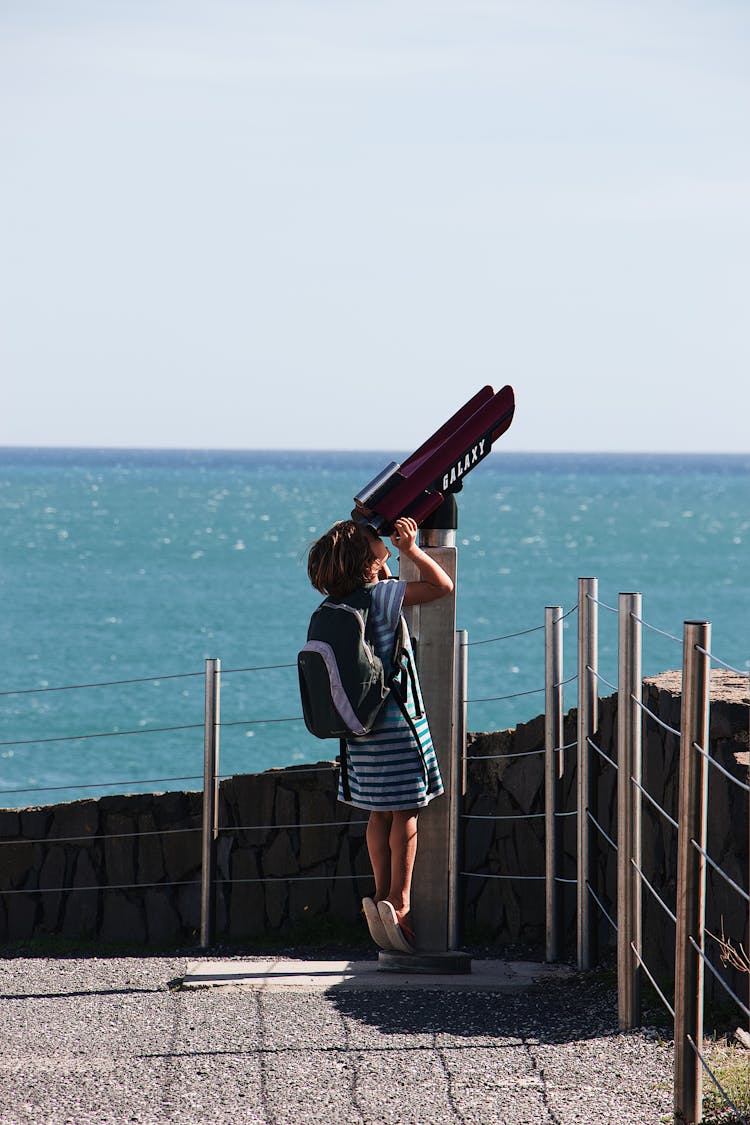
[699,1039,750,1125]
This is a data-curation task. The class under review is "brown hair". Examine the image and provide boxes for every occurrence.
[307,519,375,598]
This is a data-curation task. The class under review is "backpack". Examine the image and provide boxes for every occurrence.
[297,587,399,740]
[298,586,432,801]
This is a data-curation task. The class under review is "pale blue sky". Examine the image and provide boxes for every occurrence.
[2,1,749,452]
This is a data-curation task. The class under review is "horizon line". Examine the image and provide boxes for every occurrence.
[0,444,747,457]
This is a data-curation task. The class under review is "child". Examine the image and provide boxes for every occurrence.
[307,515,453,954]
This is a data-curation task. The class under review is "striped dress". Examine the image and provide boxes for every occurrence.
[338,578,444,811]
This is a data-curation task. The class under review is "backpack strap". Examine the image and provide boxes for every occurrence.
[338,737,352,802]
[388,653,436,795]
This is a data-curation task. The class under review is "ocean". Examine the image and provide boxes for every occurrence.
[1,449,748,810]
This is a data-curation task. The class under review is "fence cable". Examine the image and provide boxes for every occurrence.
[631,858,677,925]
[630,775,679,831]
[461,870,545,881]
[634,697,682,739]
[465,747,545,762]
[692,741,750,794]
[630,614,682,646]
[586,881,618,932]
[694,646,750,680]
[588,666,618,693]
[220,716,303,728]
[466,686,546,704]
[690,839,750,904]
[1,879,201,896]
[586,809,618,852]
[0,670,203,697]
[463,811,545,822]
[463,604,578,647]
[218,819,368,833]
[588,595,618,614]
[0,825,201,847]
[221,663,296,674]
[0,723,203,750]
[631,942,675,1018]
[689,937,750,1021]
[586,736,619,770]
[0,774,204,798]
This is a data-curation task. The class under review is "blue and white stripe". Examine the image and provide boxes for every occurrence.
[339,578,444,811]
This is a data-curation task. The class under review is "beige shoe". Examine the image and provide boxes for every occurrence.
[362,897,392,950]
[376,900,415,954]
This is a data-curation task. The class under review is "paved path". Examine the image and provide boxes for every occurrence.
[0,954,673,1124]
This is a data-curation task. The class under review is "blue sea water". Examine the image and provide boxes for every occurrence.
[0,448,748,810]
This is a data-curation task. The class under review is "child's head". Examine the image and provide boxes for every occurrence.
[308,519,379,598]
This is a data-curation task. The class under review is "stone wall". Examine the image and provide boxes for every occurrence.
[1,673,747,994]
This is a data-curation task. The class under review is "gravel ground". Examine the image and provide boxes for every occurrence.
[0,953,674,1125]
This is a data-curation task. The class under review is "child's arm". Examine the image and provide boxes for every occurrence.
[390,517,454,606]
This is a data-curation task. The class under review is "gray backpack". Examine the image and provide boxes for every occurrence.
[298,586,432,801]
[298,587,398,739]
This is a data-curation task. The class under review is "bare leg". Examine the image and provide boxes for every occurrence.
[386,809,419,918]
[366,811,393,902]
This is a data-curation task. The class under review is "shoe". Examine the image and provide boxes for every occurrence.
[362,897,392,950]
[376,900,415,954]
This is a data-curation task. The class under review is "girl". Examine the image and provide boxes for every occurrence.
[307,515,453,954]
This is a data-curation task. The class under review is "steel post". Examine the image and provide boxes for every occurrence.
[577,577,599,970]
[674,621,711,1125]
[448,628,468,949]
[545,606,564,962]
[200,657,221,949]
[402,525,458,952]
[617,592,642,1029]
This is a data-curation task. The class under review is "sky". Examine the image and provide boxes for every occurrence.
[2,0,749,453]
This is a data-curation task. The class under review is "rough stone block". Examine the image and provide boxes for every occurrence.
[103,813,137,887]
[65,850,100,935]
[5,891,38,941]
[227,850,264,938]
[144,888,181,945]
[39,846,67,933]
[264,877,287,930]
[20,807,51,839]
[135,810,165,884]
[175,883,201,937]
[263,830,297,878]
[0,810,20,837]
[289,867,328,921]
[50,799,99,845]
[0,842,37,889]
[101,891,147,946]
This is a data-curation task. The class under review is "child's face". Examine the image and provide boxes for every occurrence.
[365,532,391,576]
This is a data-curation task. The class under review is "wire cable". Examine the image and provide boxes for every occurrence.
[631,858,677,925]
[630,775,679,831]
[692,741,750,794]
[690,839,750,904]
[634,697,682,739]
[586,881,618,932]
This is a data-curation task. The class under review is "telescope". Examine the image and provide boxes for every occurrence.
[352,384,515,536]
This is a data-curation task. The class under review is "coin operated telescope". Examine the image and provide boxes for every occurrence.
[352,384,515,536]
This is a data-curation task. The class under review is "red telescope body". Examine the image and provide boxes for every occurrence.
[352,384,515,536]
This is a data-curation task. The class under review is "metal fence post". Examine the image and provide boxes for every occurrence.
[617,592,642,1029]
[200,657,221,949]
[577,577,598,970]
[545,606,564,963]
[403,513,458,953]
[448,629,468,950]
[674,621,711,1125]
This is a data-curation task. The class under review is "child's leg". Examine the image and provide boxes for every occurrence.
[366,810,393,902]
[386,809,419,917]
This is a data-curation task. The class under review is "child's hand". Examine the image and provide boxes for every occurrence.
[391,517,418,554]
